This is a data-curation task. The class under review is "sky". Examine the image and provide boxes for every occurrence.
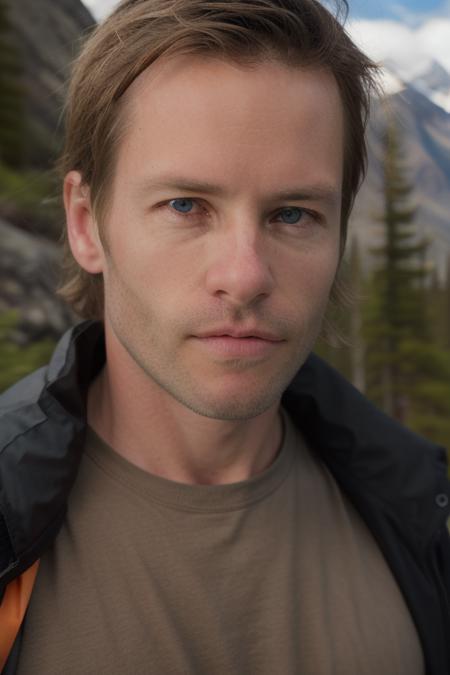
[82,0,450,78]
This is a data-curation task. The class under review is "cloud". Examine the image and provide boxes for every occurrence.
[83,0,118,20]
[419,19,450,71]
[348,17,450,78]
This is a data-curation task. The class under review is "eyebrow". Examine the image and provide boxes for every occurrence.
[136,175,340,208]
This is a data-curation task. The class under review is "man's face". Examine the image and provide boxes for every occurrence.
[96,56,344,420]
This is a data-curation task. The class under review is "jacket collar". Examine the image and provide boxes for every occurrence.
[283,356,450,548]
[1,320,449,591]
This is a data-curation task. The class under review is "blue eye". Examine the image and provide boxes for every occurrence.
[169,198,195,214]
[279,207,303,224]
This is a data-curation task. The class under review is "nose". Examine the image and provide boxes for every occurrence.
[205,225,275,308]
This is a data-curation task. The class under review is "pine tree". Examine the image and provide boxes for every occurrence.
[445,254,450,349]
[363,122,450,447]
[0,311,54,393]
[364,123,427,420]
[427,259,450,350]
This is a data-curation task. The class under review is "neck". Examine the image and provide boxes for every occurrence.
[87,345,283,487]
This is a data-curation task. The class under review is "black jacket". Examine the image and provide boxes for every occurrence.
[1,320,449,674]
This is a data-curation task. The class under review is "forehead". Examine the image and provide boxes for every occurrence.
[116,54,345,193]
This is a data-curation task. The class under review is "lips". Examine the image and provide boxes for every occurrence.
[192,328,284,359]
[195,328,283,342]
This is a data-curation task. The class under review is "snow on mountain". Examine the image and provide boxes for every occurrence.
[383,58,450,114]
[410,60,450,114]
[379,67,406,96]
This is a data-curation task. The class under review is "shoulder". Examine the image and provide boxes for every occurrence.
[283,353,450,538]
[0,321,103,593]
[0,320,103,423]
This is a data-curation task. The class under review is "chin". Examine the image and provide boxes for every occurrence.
[175,384,282,421]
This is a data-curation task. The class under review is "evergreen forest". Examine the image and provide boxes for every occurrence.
[317,123,450,458]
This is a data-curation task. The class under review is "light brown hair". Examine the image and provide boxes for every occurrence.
[59,0,379,319]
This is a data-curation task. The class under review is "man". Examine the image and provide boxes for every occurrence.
[0,0,449,673]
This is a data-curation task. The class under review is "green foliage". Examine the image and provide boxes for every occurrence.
[0,0,25,168]
[362,123,450,433]
[387,339,450,446]
[0,161,62,238]
[319,122,450,466]
[368,126,429,341]
[440,256,450,350]
[0,1,63,236]
[0,311,55,393]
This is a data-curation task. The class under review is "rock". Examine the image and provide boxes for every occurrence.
[7,0,96,168]
[0,217,75,344]
[0,0,93,344]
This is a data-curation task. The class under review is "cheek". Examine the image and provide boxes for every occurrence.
[105,228,158,291]
[286,245,340,301]
[104,239,194,327]
[111,218,195,282]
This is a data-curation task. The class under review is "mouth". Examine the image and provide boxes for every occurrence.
[195,328,283,342]
[192,331,285,359]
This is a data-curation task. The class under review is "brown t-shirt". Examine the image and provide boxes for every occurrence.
[17,410,424,674]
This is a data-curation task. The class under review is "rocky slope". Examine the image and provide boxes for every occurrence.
[0,0,94,342]
[0,218,74,343]
[7,0,95,167]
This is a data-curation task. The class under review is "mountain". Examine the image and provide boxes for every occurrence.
[410,60,450,115]
[350,64,450,281]
[7,0,95,168]
[0,218,74,343]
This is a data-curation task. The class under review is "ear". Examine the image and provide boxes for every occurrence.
[64,171,104,274]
